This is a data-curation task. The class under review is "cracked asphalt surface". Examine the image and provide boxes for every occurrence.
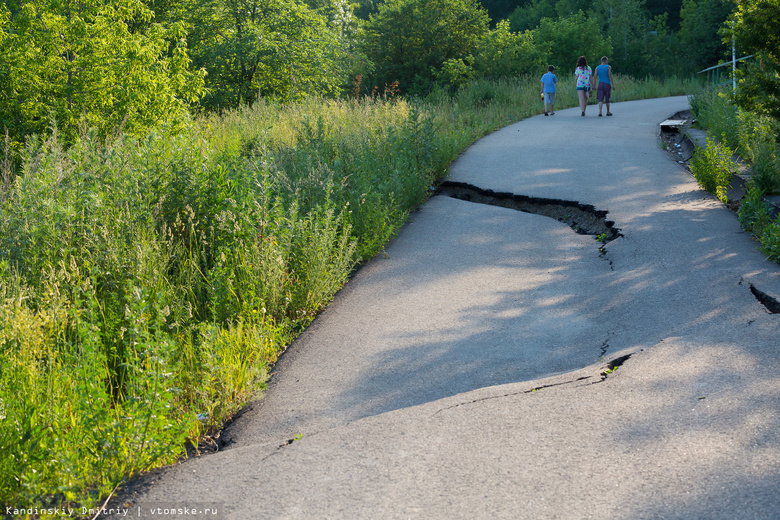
[109,96,780,519]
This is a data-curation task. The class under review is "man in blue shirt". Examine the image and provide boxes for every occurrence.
[540,65,558,116]
[595,56,615,117]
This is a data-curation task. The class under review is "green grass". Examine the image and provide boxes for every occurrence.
[0,74,701,517]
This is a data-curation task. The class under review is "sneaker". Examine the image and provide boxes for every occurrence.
[607,112,613,116]
[544,112,549,116]
[581,111,585,116]
[598,113,603,117]
[550,112,555,116]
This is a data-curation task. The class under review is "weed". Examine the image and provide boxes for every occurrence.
[690,137,735,203]
[760,221,780,262]
[739,187,772,236]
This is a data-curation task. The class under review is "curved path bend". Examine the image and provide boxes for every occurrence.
[111,97,780,519]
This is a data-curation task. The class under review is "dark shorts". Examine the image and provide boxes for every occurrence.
[597,83,611,103]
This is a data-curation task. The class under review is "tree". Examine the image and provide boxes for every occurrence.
[480,0,531,25]
[644,13,687,77]
[678,0,735,71]
[589,0,650,76]
[178,0,350,109]
[474,20,546,78]
[645,0,682,29]
[509,0,561,31]
[731,0,780,118]
[435,20,546,89]
[0,0,205,149]
[508,0,592,32]
[361,0,490,94]
[533,11,612,72]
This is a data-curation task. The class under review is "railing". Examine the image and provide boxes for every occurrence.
[698,55,754,87]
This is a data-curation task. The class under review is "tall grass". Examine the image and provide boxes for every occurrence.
[0,74,700,517]
[690,84,780,262]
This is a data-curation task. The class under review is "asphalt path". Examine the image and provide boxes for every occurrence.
[109,96,780,519]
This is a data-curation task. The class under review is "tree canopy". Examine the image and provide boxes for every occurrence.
[361,0,490,94]
[731,0,780,118]
[534,11,613,72]
[0,0,205,148]
[180,0,352,109]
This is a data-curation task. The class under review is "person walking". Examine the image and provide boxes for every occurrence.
[540,65,558,116]
[595,56,615,116]
[574,56,594,116]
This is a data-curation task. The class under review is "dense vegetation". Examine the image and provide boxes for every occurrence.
[0,0,774,516]
[686,1,780,262]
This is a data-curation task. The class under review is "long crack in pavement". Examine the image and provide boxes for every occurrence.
[435,180,622,242]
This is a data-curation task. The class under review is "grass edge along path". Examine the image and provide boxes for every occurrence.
[0,75,698,518]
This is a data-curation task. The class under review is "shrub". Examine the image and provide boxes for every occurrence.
[689,86,740,149]
[737,110,780,195]
[690,137,735,202]
[739,186,773,236]
[760,221,780,262]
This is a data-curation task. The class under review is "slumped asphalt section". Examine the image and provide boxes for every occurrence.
[110,97,780,519]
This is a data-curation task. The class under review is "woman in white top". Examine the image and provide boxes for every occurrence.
[574,56,595,116]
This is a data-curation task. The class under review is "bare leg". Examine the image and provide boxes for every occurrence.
[578,90,588,115]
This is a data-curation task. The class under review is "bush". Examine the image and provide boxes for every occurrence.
[689,86,740,149]
[760,221,780,262]
[360,0,489,94]
[736,110,780,195]
[739,186,773,236]
[690,137,735,202]
[533,12,612,75]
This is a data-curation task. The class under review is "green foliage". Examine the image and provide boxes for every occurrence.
[507,0,692,77]
[690,137,735,202]
[737,111,780,194]
[481,0,531,24]
[678,0,734,71]
[354,0,383,18]
[0,125,358,508]
[692,86,780,195]
[361,0,490,94]
[509,0,567,32]
[692,77,780,264]
[590,0,650,75]
[644,13,688,77]
[738,186,772,236]
[474,21,547,78]
[759,219,780,262]
[0,0,205,151]
[646,0,683,30]
[689,86,740,148]
[180,0,351,109]
[533,11,613,73]
[731,1,780,119]
[435,21,546,89]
